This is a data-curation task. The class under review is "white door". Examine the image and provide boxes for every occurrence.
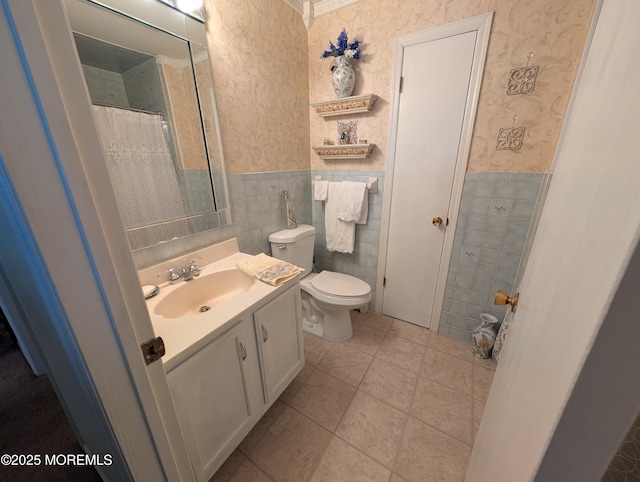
[468,1,640,479]
[381,16,491,328]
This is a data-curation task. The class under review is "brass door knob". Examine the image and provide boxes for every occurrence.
[432,216,443,226]
[494,290,519,312]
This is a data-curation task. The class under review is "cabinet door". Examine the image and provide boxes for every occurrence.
[253,285,305,404]
[167,320,256,481]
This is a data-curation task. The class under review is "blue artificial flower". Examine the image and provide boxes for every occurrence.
[321,29,362,60]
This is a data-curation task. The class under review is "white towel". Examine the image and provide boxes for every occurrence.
[314,180,329,201]
[337,181,368,224]
[325,182,356,253]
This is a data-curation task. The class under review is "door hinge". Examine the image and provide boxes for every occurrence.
[141,336,165,365]
[399,77,404,93]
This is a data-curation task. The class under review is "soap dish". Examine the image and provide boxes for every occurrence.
[143,285,160,300]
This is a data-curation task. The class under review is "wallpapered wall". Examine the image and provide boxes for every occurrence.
[203,0,310,175]
[204,0,595,175]
[308,0,596,173]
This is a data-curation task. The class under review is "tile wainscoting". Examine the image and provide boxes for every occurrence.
[311,170,386,308]
[227,170,312,255]
[439,172,551,342]
[134,168,551,349]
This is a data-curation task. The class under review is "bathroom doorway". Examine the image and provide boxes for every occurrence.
[378,15,492,329]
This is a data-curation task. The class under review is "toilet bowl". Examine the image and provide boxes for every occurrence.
[300,272,371,342]
[268,225,371,342]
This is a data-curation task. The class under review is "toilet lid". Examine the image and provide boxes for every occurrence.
[310,271,370,297]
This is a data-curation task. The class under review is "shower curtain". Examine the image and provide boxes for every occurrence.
[92,105,187,230]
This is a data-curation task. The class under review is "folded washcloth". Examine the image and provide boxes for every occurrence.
[235,253,280,276]
[236,253,303,286]
[256,262,304,286]
[314,180,329,201]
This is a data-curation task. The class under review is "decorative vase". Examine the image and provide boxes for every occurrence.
[471,313,499,359]
[332,56,356,98]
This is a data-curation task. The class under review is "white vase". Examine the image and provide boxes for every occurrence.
[332,56,355,98]
[471,313,499,359]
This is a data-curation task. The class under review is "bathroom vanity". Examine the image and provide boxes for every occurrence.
[139,239,304,480]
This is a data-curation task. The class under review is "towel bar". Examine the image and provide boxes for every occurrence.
[312,176,378,193]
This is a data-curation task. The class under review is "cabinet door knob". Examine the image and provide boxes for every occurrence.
[239,341,247,361]
[262,324,269,342]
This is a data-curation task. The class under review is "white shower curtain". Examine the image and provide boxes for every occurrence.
[92,105,187,229]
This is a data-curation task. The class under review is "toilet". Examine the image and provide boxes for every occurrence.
[269,224,371,342]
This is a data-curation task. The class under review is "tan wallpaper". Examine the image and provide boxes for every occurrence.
[308,0,596,173]
[160,62,208,170]
[203,0,595,174]
[203,0,310,175]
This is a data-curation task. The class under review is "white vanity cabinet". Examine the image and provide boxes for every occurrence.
[166,318,259,481]
[253,285,304,404]
[165,283,304,481]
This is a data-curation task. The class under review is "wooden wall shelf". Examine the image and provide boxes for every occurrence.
[311,94,377,117]
[312,144,375,160]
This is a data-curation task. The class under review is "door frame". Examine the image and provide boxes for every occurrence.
[2,0,193,479]
[376,13,493,331]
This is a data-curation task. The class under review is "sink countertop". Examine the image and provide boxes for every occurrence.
[146,252,299,372]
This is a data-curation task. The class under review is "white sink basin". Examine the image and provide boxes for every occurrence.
[154,269,255,319]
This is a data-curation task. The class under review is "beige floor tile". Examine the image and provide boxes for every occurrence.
[356,312,395,333]
[229,459,273,482]
[428,332,475,362]
[421,349,472,395]
[279,364,315,404]
[248,405,332,482]
[318,343,373,387]
[390,474,409,482]
[304,333,334,366]
[359,358,418,412]
[473,365,495,402]
[394,417,471,482]
[410,378,473,444]
[210,450,247,481]
[472,398,486,443]
[342,321,387,356]
[290,369,356,432]
[335,391,407,467]
[376,335,427,374]
[239,400,286,455]
[473,355,497,371]
[388,319,431,346]
[311,436,391,482]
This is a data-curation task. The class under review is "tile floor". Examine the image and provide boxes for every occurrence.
[211,311,496,482]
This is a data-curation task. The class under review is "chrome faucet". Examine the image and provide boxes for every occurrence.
[158,260,201,284]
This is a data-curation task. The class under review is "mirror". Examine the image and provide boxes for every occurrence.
[64,0,231,252]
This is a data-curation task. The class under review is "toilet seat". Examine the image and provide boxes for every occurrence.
[301,271,371,308]
[310,271,370,297]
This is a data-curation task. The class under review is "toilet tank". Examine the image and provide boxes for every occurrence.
[269,225,316,274]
